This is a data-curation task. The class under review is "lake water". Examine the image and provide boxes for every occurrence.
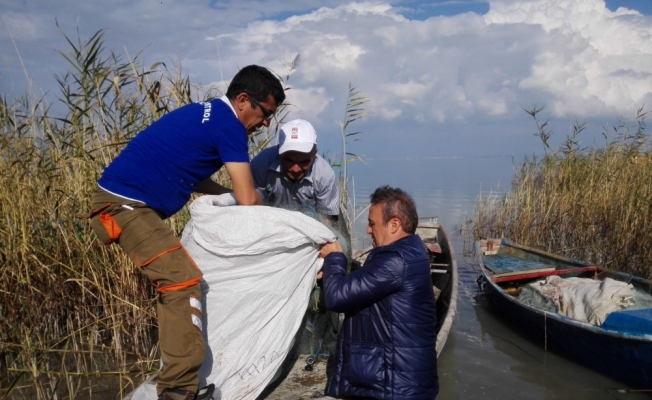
[346,156,649,400]
[346,156,515,249]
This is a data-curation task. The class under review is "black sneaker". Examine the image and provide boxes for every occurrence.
[196,384,215,400]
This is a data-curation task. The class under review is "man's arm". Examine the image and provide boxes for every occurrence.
[315,166,341,217]
[322,248,404,313]
[224,162,263,205]
[249,150,268,191]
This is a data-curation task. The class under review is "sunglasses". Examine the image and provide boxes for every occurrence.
[248,95,274,122]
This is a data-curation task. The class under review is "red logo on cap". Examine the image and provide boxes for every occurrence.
[291,127,299,139]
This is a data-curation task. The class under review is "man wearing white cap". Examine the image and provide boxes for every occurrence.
[250,119,340,220]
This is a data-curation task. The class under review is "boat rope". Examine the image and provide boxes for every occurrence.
[544,311,548,351]
[304,309,338,371]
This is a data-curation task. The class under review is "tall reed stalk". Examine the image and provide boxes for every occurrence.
[336,84,370,252]
[473,107,652,278]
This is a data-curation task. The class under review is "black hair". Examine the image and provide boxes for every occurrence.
[226,65,286,107]
[369,185,419,234]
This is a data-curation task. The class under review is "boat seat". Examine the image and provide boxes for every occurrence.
[425,242,441,254]
[601,308,652,336]
[483,254,555,278]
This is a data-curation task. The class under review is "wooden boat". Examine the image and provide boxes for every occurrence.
[409,217,459,356]
[421,218,459,356]
[476,238,652,389]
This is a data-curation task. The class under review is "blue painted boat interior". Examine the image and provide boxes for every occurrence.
[602,309,652,337]
[483,254,553,276]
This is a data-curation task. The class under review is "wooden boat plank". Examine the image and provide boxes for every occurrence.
[501,239,592,266]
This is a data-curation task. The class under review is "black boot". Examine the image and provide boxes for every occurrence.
[196,384,215,400]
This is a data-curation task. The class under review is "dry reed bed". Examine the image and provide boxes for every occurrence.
[473,108,652,279]
[0,29,284,399]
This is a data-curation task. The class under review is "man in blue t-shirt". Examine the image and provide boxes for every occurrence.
[87,65,285,400]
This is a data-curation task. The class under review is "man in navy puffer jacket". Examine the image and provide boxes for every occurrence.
[319,186,438,400]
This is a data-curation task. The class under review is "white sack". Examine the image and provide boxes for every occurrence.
[126,194,337,400]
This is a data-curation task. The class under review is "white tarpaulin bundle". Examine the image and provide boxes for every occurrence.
[127,194,337,400]
[520,275,636,325]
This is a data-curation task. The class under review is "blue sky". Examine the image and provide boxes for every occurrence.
[2,0,652,158]
[606,0,652,15]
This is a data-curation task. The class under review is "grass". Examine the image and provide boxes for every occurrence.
[472,106,652,279]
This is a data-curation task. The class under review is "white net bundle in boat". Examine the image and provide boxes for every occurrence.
[519,276,637,325]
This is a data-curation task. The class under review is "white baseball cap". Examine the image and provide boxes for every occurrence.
[278,119,317,154]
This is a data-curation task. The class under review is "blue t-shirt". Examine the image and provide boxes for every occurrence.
[98,98,249,217]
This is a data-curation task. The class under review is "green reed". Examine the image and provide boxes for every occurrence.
[0,28,290,399]
[473,106,652,279]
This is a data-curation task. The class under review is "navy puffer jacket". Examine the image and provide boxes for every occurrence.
[323,234,438,400]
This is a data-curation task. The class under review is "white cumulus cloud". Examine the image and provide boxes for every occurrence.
[487,0,652,116]
[2,0,652,156]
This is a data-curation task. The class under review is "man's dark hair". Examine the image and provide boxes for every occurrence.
[370,185,419,234]
[226,65,286,107]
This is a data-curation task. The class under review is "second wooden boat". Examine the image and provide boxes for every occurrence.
[476,238,652,389]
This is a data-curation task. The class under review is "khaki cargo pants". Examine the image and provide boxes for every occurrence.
[88,188,205,395]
